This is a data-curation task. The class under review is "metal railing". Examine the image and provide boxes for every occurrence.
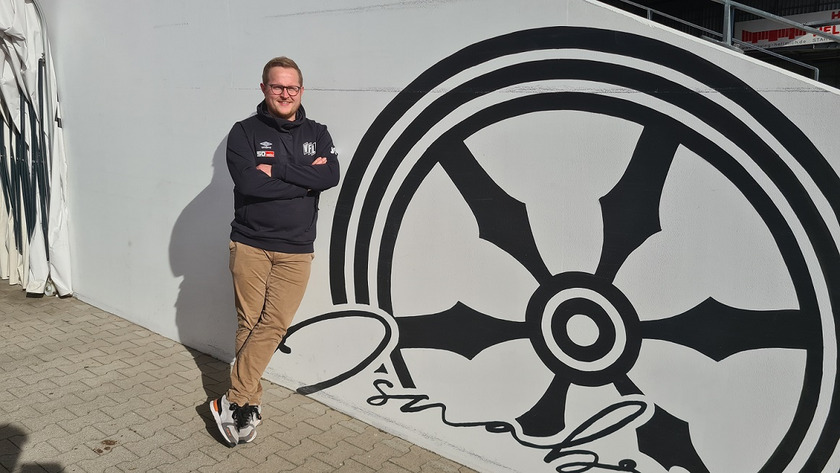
[605,0,840,81]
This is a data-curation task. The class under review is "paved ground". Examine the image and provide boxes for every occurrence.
[0,283,478,473]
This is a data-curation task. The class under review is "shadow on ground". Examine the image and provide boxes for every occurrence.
[169,137,239,447]
[0,424,63,472]
[185,347,236,445]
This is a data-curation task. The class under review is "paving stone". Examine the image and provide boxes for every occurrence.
[196,452,260,472]
[269,394,313,416]
[36,388,101,415]
[276,438,329,466]
[55,410,115,437]
[120,428,181,458]
[73,441,140,472]
[5,381,54,403]
[36,442,100,469]
[13,423,65,448]
[243,414,290,440]
[85,359,133,378]
[275,406,324,430]
[17,367,67,386]
[289,456,339,472]
[312,439,365,468]
[382,436,413,454]
[155,450,216,472]
[309,422,361,449]
[338,418,370,434]
[47,425,107,453]
[303,407,351,431]
[146,358,196,379]
[115,448,180,471]
[379,461,415,473]
[0,283,477,473]
[0,437,21,456]
[334,458,377,473]
[420,458,468,473]
[65,347,110,364]
[50,365,100,384]
[253,454,298,472]
[100,394,153,420]
[75,381,123,403]
[344,425,390,451]
[392,446,445,472]
[87,426,145,447]
[162,416,209,441]
[229,435,293,464]
[110,367,158,390]
[34,460,65,473]
[0,453,18,471]
[19,407,75,431]
[141,372,195,394]
[272,421,323,448]
[354,441,415,470]
[137,384,191,407]
[6,405,43,424]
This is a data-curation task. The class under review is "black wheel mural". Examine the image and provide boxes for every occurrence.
[315,27,840,472]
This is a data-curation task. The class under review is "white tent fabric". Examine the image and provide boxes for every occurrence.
[0,0,71,296]
[46,101,71,295]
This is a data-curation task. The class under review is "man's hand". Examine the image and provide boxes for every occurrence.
[257,157,324,178]
[256,163,272,176]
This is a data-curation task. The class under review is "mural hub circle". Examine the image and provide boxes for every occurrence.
[527,272,641,386]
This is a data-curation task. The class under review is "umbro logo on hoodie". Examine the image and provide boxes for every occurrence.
[259,141,273,149]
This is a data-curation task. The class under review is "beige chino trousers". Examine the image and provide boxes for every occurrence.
[227,241,313,406]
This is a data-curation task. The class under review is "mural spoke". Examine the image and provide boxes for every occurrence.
[396,302,530,359]
[596,127,679,281]
[640,298,816,361]
[613,374,643,396]
[433,139,552,282]
[515,375,570,437]
[637,405,711,473]
[323,23,840,472]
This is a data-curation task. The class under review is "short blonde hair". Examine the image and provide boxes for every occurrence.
[262,56,303,86]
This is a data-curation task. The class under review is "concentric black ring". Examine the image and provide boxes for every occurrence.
[526,272,641,387]
[551,298,615,362]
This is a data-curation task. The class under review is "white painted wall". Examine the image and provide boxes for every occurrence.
[34,0,840,471]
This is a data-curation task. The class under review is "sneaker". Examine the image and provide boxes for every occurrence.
[237,405,262,444]
[209,395,241,447]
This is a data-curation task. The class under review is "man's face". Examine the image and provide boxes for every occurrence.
[260,66,303,121]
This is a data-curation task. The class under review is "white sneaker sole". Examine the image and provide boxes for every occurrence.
[209,398,238,447]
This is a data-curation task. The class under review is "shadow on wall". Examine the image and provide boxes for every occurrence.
[169,137,236,403]
[0,424,63,472]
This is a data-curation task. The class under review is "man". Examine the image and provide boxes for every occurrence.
[210,56,340,447]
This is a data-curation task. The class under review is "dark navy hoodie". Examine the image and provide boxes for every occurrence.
[226,101,340,253]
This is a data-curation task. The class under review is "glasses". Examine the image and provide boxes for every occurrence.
[266,84,301,96]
